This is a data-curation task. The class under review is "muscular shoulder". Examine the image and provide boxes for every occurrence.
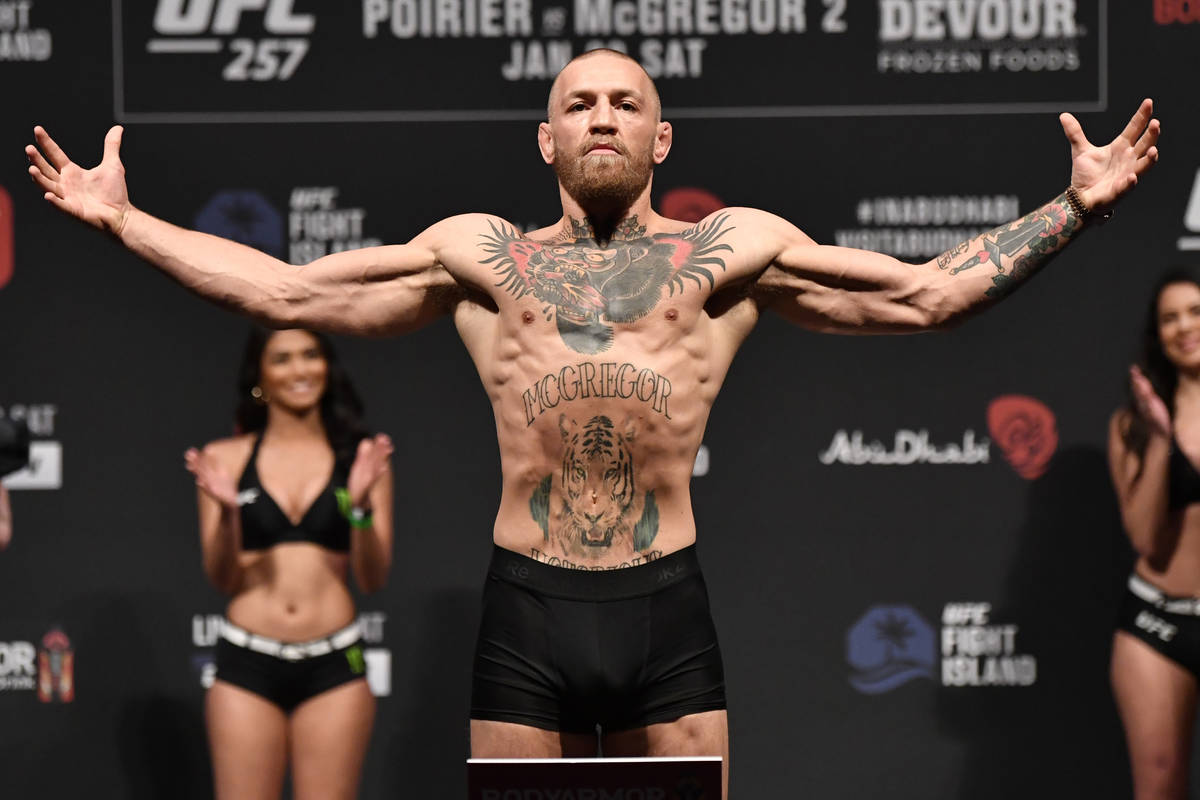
[202,433,256,474]
[699,206,811,253]
[418,212,521,268]
[417,213,521,246]
[687,207,809,237]
[672,207,814,285]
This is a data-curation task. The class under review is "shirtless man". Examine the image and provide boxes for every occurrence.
[27,49,1159,797]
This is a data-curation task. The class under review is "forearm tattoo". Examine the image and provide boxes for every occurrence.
[480,214,734,354]
[934,195,1080,298]
[529,414,659,561]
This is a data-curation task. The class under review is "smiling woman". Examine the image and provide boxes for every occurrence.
[183,327,395,800]
[1108,266,1200,800]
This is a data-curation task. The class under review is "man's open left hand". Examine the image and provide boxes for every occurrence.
[1061,98,1160,214]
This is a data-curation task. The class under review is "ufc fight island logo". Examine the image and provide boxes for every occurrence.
[145,0,313,81]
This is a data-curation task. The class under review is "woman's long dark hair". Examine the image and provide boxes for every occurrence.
[234,327,368,465]
[1121,267,1200,472]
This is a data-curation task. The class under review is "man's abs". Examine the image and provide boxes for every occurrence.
[487,335,713,570]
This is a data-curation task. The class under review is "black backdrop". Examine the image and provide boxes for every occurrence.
[2,1,1199,797]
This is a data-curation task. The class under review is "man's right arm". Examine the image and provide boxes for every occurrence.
[27,125,478,336]
[117,208,465,335]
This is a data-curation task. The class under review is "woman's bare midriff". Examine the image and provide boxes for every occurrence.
[1135,506,1200,595]
[226,542,356,641]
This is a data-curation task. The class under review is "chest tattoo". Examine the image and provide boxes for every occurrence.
[479,214,735,354]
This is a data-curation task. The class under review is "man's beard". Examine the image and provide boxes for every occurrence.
[554,138,654,214]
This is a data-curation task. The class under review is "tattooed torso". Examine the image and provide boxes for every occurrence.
[447,211,761,570]
[420,194,1080,568]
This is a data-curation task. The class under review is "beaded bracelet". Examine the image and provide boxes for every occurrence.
[1065,185,1113,224]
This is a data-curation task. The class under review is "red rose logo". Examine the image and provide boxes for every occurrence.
[661,187,724,223]
[987,395,1058,480]
[0,187,12,289]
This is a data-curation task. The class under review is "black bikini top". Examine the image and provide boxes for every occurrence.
[237,435,351,552]
[1168,438,1200,511]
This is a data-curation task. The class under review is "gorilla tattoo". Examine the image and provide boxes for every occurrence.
[481,214,734,354]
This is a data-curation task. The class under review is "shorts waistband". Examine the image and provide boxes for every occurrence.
[220,619,362,661]
[488,544,701,601]
[1128,574,1200,616]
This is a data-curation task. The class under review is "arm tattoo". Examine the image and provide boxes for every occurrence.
[935,195,1080,299]
[936,241,969,269]
[479,214,735,354]
[528,414,659,562]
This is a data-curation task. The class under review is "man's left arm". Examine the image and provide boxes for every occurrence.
[755,99,1160,334]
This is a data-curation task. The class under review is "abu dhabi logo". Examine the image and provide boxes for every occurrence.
[820,394,1055,477]
[846,605,936,694]
[0,185,12,289]
[1180,168,1200,251]
[195,190,284,258]
[987,395,1058,480]
[819,428,989,466]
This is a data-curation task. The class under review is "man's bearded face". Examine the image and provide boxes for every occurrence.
[553,131,656,211]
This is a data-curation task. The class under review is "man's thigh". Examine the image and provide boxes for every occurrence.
[603,710,728,798]
[471,719,597,758]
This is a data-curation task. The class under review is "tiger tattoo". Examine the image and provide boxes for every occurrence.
[529,414,659,558]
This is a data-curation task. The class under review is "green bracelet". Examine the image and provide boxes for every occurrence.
[335,488,374,530]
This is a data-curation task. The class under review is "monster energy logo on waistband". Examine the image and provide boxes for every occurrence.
[345,645,365,675]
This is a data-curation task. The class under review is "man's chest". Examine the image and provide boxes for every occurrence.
[472,218,738,356]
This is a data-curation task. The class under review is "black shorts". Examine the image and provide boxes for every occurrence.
[213,620,368,713]
[1117,573,1200,678]
[470,545,727,734]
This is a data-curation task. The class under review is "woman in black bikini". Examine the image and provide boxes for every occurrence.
[1110,268,1200,800]
[185,328,393,800]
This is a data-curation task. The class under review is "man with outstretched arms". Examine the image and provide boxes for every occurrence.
[28,50,1158,796]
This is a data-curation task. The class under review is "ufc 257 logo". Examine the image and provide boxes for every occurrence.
[149,0,313,81]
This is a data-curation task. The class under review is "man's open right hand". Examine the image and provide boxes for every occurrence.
[26,125,132,236]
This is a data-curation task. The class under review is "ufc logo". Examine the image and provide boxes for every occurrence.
[1135,610,1178,642]
[153,0,314,35]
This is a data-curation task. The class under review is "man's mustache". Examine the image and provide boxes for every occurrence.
[582,138,628,156]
